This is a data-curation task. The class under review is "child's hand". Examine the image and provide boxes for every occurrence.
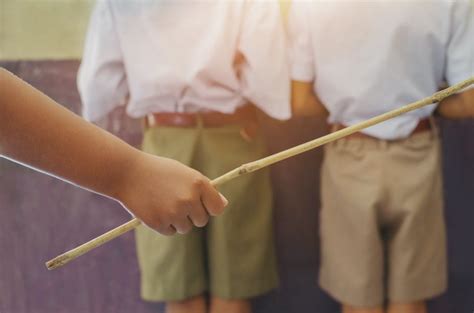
[464,98,474,118]
[437,88,474,119]
[115,152,228,235]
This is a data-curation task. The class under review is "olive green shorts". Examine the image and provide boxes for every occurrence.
[319,130,447,307]
[135,124,278,302]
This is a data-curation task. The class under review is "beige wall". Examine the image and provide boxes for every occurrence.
[0,0,94,60]
[1,0,471,61]
[0,0,291,61]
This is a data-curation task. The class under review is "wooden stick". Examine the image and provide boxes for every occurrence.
[46,219,141,269]
[46,77,474,270]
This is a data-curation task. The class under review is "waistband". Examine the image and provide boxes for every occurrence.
[145,105,256,128]
[329,118,433,141]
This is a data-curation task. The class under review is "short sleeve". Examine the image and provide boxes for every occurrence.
[237,0,291,120]
[288,0,315,82]
[77,0,129,122]
[445,0,474,86]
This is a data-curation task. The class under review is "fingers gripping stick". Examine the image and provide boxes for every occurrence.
[46,77,474,270]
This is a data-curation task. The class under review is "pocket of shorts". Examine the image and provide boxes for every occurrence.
[329,139,366,162]
[403,131,437,151]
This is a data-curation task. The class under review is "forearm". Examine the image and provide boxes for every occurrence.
[291,80,329,118]
[437,88,474,119]
[0,68,139,199]
[306,92,328,117]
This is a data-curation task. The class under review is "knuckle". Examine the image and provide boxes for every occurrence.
[148,218,163,231]
[194,218,209,228]
[192,213,209,227]
[168,207,182,219]
[160,227,175,236]
[209,205,224,216]
[177,195,191,205]
[192,177,206,189]
[177,197,195,210]
[177,225,192,235]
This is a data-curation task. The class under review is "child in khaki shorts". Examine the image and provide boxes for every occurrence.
[288,0,473,312]
[78,1,290,312]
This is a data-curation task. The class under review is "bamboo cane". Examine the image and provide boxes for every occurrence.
[46,77,474,270]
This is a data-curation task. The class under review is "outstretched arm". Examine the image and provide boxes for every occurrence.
[0,68,227,235]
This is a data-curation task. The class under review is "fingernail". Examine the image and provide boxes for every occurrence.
[219,193,229,206]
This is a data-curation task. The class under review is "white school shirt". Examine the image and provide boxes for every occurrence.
[78,0,290,122]
[289,0,474,140]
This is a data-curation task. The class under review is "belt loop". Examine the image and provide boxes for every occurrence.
[145,114,155,129]
[196,112,204,130]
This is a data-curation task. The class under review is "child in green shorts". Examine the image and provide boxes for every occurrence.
[78,1,290,312]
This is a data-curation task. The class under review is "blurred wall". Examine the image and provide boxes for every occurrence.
[0,0,93,60]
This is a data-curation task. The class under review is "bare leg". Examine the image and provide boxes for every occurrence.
[209,297,252,313]
[166,295,207,313]
[387,301,426,313]
[343,304,385,313]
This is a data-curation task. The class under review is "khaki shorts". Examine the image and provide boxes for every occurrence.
[319,130,447,307]
[135,124,278,301]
